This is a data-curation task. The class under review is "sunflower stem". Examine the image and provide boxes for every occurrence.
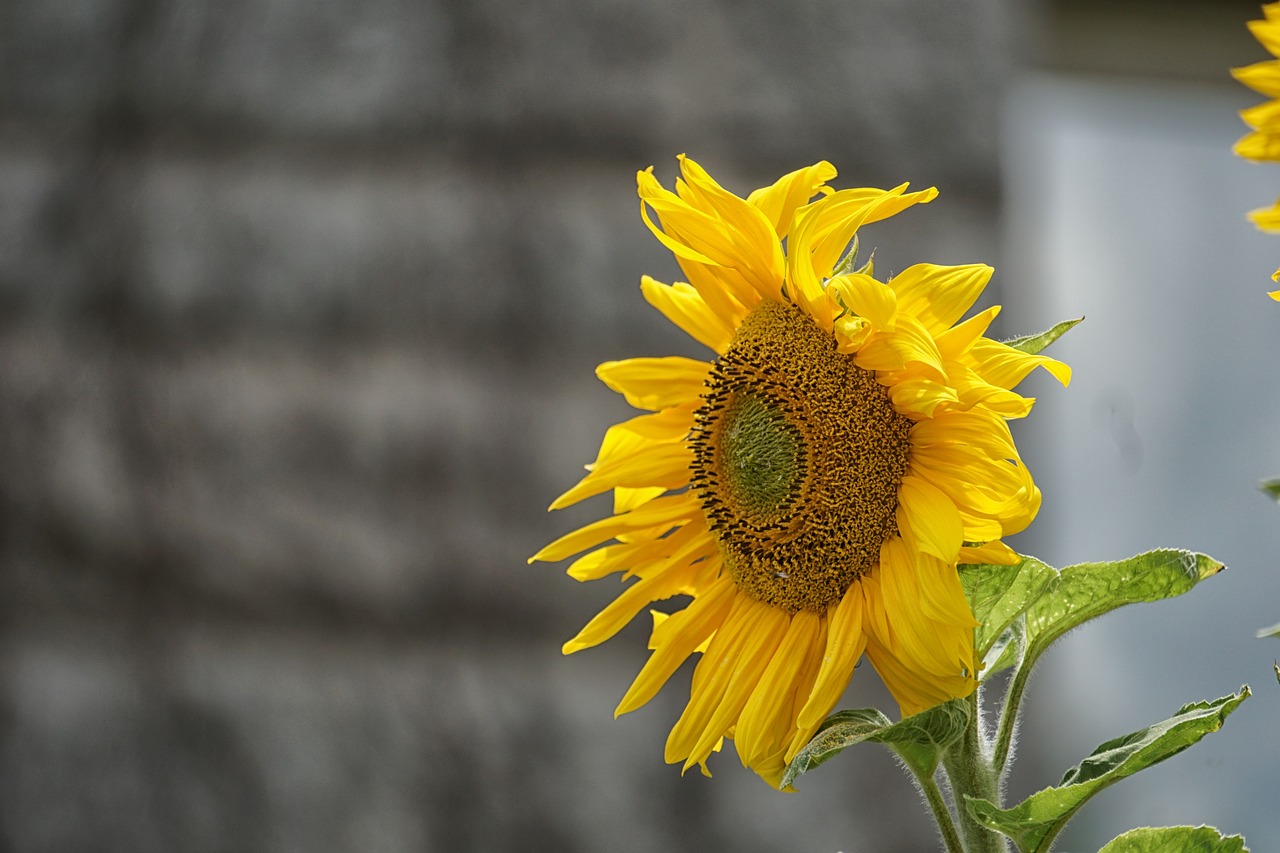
[993,658,1032,779]
[942,689,1008,853]
[918,772,965,853]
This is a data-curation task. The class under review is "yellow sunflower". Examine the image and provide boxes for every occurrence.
[1233,0,1280,297]
[531,156,1069,789]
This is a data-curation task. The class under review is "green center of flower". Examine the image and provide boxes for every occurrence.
[690,299,914,614]
[716,392,804,521]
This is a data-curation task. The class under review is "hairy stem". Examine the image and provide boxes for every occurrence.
[918,773,965,853]
[943,690,1008,853]
[993,661,1032,777]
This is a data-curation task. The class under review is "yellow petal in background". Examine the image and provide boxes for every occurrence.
[1234,127,1280,161]
[1248,200,1280,232]
[1249,17,1280,57]
[1233,59,1280,98]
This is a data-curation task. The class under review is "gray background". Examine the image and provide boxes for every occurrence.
[0,1,1270,852]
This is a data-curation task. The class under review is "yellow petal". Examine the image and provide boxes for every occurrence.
[854,314,945,380]
[666,594,787,774]
[1233,59,1280,98]
[795,584,867,730]
[549,440,691,509]
[885,376,960,419]
[735,609,823,769]
[1249,18,1280,57]
[1240,98,1280,131]
[613,486,666,514]
[1249,200,1280,231]
[563,547,716,654]
[966,338,1071,390]
[564,534,679,582]
[827,272,898,331]
[957,540,1021,566]
[530,494,699,563]
[866,541,976,715]
[945,361,1037,419]
[934,305,1001,360]
[786,184,936,327]
[640,276,735,353]
[591,405,694,468]
[684,602,790,771]
[1234,128,1280,161]
[746,161,838,239]
[864,632,974,718]
[639,158,785,305]
[897,474,964,563]
[616,575,738,716]
[596,356,710,411]
[889,263,993,336]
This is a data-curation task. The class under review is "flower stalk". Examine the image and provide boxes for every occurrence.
[941,691,1006,853]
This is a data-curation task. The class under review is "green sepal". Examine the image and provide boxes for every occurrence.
[1257,621,1280,639]
[1003,317,1083,355]
[959,556,1058,676]
[965,687,1250,853]
[1020,549,1223,675]
[1260,478,1280,502]
[1098,825,1249,852]
[781,698,969,788]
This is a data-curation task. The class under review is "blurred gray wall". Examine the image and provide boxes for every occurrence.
[0,2,1031,852]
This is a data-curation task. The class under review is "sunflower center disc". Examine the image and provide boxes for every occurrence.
[690,300,914,613]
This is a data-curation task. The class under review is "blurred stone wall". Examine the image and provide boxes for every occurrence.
[0,2,1022,851]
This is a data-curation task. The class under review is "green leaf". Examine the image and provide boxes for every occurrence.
[782,699,969,788]
[1098,825,1249,852]
[1003,317,1083,354]
[1257,621,1280,639]
[1022,549,1224,672]
[1261,479,1280,502]
[959,557,1059,674]
[966,688,1250,853]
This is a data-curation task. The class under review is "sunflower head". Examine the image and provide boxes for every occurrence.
[531,155,1070,788]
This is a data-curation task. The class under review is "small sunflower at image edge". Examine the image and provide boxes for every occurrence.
[530,156,1070,789]
[1233,0,1280,297]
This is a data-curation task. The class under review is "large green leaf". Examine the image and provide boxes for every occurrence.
[1003,317,1083,355]
[1022,550,1224,671]
[781,699,969,788]
[966,688,1250,853]
[1098,825,1248,852]
[959,557,1059,674]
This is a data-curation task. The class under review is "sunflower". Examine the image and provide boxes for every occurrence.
[531,156,1069,789]
[1233,0,1280,297]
